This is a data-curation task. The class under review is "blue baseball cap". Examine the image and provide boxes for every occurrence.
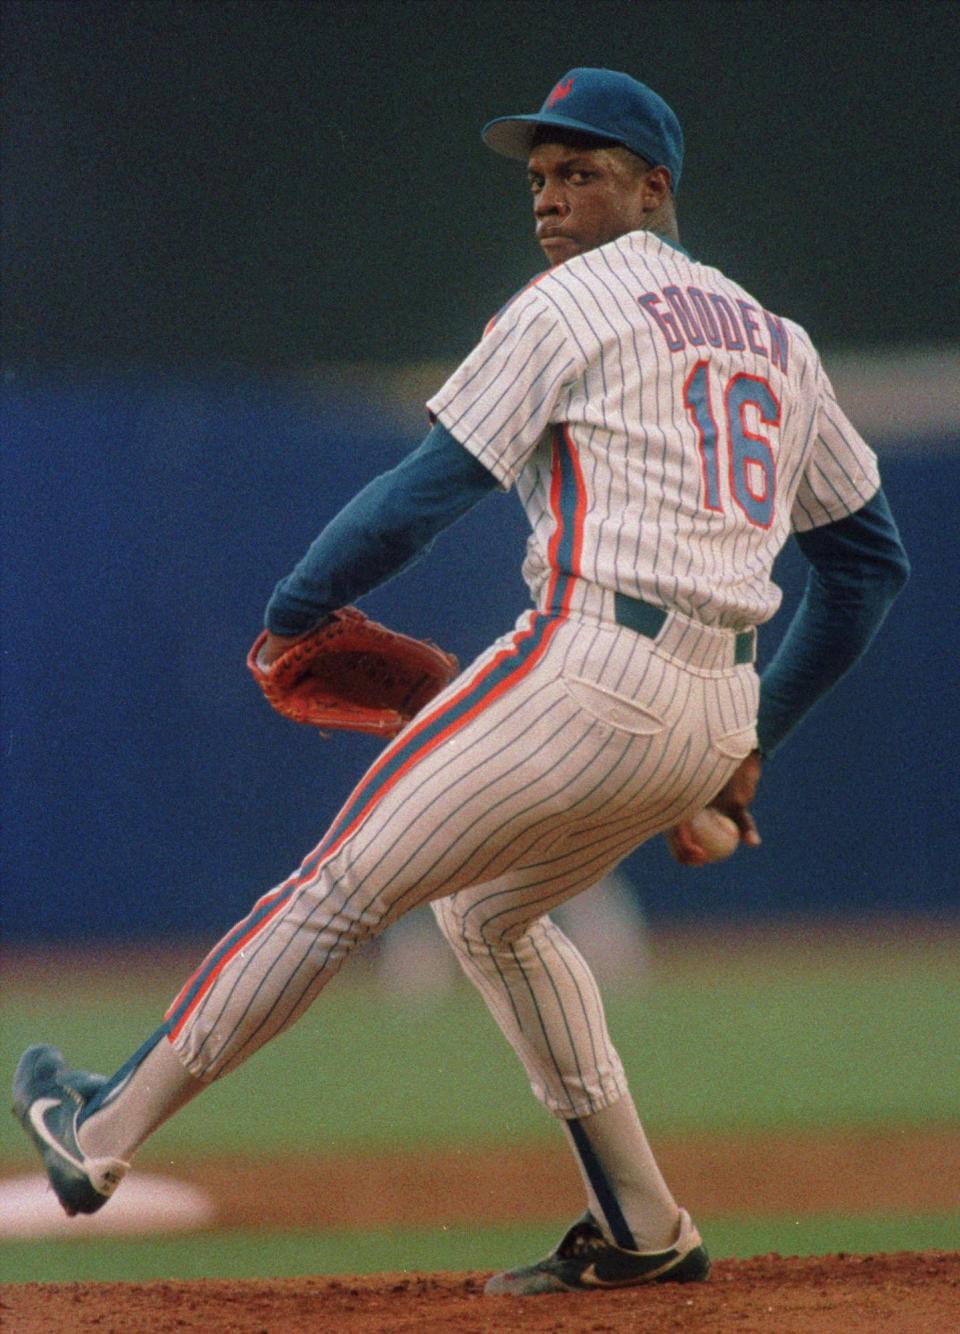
[482,67,684,191]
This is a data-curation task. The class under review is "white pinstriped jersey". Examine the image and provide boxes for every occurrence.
[427,229,880,629]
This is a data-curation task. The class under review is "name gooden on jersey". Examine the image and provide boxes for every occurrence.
[638,285,789,369]
[638,283,790,531]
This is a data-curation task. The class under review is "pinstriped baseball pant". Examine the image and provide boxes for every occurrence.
[166,606,758,1116]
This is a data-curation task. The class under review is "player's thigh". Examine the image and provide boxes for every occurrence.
[316,622,754,930]
[297,622,634,924]
[432,660,759,947]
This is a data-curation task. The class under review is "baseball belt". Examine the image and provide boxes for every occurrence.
[613,591,756,666]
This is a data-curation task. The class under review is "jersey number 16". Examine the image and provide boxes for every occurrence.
[683,361,779,529]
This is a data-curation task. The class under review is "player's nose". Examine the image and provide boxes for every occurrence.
[533,182,569,218]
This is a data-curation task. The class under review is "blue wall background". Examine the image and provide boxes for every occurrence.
[5,6,957,943]
[2,378,956,942]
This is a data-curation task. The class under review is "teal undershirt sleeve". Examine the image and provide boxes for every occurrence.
[756,487,910,756]
[265,423,499,636]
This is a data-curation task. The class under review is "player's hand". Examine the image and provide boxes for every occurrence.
[666,750,763,865]
[256,630,311,670]
[710,749,763,845]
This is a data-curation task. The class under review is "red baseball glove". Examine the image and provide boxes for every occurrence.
[247,607,459,738]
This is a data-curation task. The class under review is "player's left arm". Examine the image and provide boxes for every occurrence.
[261,283,576,669]
[259,423,499,667]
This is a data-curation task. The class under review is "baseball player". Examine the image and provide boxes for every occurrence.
[14,68,908,1296]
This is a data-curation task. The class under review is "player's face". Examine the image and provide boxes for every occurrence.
[527,142,653,265]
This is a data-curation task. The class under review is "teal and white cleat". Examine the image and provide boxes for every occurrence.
[484,1207,710,1295]
[12,1044,128,1216]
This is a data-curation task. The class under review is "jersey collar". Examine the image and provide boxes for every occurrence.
[638,229,691,260]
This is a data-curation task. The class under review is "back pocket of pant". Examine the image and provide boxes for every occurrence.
[711,723,758,760]
[562,677,665,736]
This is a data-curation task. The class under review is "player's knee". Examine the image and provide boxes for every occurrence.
[431,898,469,952]
[432,897,513,954]
[438,901,557,965]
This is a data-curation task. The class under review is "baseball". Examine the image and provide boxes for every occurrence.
[687,807,740,862]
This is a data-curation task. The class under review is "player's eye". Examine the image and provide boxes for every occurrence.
[528,175,544,193]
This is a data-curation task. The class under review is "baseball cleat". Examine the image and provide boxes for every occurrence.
[484,1207,710,1295]
[12,1044,128,1216]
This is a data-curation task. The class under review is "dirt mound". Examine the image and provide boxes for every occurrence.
[174,1126,960,1231]
[3,1252,958,1332]
[3,1127,957,1328]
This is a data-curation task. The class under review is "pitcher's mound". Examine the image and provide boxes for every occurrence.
[3,1255,960,1333]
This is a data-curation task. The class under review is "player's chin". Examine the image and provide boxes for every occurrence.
[539,237,581,266]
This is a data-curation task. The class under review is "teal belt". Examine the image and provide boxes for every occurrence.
[613,592,755,665]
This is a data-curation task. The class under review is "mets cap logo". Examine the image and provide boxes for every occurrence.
[547,76,574,106]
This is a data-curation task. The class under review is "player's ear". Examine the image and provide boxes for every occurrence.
[641,164,673,209]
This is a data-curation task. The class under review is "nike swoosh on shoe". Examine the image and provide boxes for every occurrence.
[578,1254,681,1287]
[29,1098,88,1172]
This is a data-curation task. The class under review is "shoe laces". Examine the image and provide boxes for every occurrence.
[556,1216,608,1259]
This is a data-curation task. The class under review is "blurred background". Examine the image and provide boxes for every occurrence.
[2,0,959,1287]
[2,0,957,944]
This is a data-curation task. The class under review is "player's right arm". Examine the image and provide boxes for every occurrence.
[669,352,909,863]
[755,347,910,757]
[669,486,908,864]
[756,486,909,756]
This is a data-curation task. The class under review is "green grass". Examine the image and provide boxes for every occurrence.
[3,1214,958,1286]
[3,928,957,1287]
[2,931,958,1161]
